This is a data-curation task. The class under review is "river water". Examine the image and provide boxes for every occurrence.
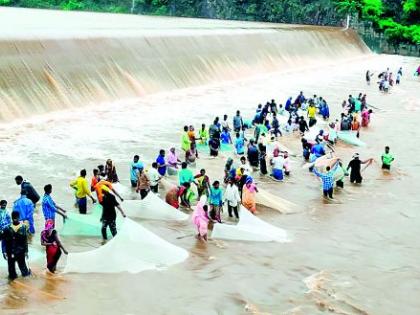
[0,53,419,315]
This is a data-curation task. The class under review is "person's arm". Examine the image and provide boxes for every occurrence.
[69,179,77,188]
[312,167,321,177]
[361,158,372,164]
[83,180,95,202]
[116,204,127,218]
[54,232,68,255]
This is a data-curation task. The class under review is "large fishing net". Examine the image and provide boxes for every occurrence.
[60,205,107,237]
[63,218,188,274]
[123,193,189,221]
[211,206,289,242]
[337,131,366,146]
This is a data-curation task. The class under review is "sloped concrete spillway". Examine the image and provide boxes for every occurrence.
[0,7,370,121]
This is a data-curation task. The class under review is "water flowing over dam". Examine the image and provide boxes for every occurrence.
[0,7,370,121]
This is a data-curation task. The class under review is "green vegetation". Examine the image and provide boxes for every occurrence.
[1,0,419,47]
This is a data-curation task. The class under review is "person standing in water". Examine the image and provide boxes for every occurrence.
[2,211,31,280]
[148,163,161,193]
[14,176,40,207]
[136,169,150,200]
[70,169,96,214]
[156,149,167,177]
[233,110,243,133]
[13,189,35,234]
[181,125,191,156]
[42,184,67,223]
[242,177,258,214]
[101,188,126,241]
[209,181,223,223]
[0,200,11,251]
[105,159,119,183]
[130,155,144,188]
[223,179,241,219]
[381,146,395,170]
[40,219,68,273]
[347,153,372,184]
[198,124,209,144]
[191,196,209,241]
[312,161,340,199]
[195,169,210,198]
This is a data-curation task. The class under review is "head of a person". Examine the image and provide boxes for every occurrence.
[299,91,303,95]
[200,168,206,176]
[98,165,104,172]
[44,184,52,195]
[159,149,165,156]
[249,139,255,145]
[273,149,279,157]
[236,132,241,138]
[240,156,246,164]
[236,110,240,116]
[385,146,390,153]
[44,219,55,233]
[0,200,7,210]
[181,162,187,169]
[80,169,87,177]
[11,211,20,224]
[134,155,139,163]
[223,114,228,120]
[152,162,158,169]
[15,175,23,185]
[93,169,99,177]
[170,147,175,153]
[258,104,262,109]
[326,166,331,171]
[215,116,219,123]
[106,159,113,167]
[201,123,206,129]
[368,109,373,114]
[228,178,234,186]
[213,181,220,189]
[353,153,360,160]
[183,125,188,132]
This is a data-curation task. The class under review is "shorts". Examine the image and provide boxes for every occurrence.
[272,168,283,181]
[381,164,391,170]
[131,180,137,188]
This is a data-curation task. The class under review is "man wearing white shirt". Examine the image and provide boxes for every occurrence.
[148,163,161,193]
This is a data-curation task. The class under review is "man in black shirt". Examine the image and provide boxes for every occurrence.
[15,176,40,206]
[2,211,31,280]
[347,153,373,184]
[101,189,126,240]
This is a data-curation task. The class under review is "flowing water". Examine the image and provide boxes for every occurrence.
[1,7,420,315]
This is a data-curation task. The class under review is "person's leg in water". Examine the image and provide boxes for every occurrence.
[140,189,148,200]
[16,253,30,277]
[323,190,328,198]
[78,197,87,214]
[228,204,233,217]
[109,220,117,237]
[101,220,109,240]
[328,188,333,199]
[7,256,18,280]
[232,205,239,219]
[336,180,344,188]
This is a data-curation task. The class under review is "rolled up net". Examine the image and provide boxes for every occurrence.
[256,188,296,214]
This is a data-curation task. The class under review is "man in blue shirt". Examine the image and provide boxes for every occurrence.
[130,155,144,187]
[13,189,35,234]
[313,162,339,199]
[42,184,67,223]
[15,176,40,206]
[0,200,11,253]
[156,149,167,176]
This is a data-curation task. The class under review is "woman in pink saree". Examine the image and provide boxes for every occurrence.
[191,196,209,241]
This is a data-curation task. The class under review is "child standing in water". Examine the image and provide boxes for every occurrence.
[381,146,395,170]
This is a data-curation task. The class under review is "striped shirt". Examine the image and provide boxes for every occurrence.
[313,164,338,190]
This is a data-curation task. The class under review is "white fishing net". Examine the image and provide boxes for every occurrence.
[256,188,296,214]
[123,193,189,221]
[60,205,106,236]
[211,206,289,242]
[63,218,188,274]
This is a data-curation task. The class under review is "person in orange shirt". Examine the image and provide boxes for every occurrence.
[90,169,101,192]
[94,180,124,205]
[351,116,361,138]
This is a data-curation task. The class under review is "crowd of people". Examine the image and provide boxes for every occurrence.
[0,70,399,279]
